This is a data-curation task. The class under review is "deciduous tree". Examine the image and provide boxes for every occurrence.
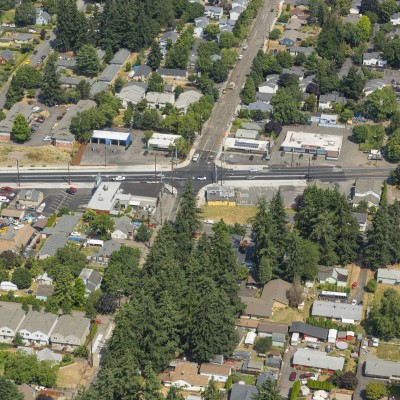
[12,114,31,143]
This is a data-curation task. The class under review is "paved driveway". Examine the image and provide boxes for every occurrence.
[279,347,296,399]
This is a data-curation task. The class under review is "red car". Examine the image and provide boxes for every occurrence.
[289,372,297,381]
[35,117,45,123]
[0,186,12,191]
[66,187,77,195]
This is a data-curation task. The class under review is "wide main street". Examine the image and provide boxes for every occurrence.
[197,0,278,159]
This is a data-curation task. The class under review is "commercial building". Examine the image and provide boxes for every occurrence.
[280,130,343,159]
[293,348,345,373]
[148,133,181,151]
[311,300,363,323]
[377,268,400,285]
[206,186,236,206]
[52,100,96,148]
[86,181,162,214]
[0,103,33,141]
[90,129,131,147]
[235,129,259,140]
[224,137,270,154]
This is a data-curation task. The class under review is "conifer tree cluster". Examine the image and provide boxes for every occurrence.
[76,180,243,399]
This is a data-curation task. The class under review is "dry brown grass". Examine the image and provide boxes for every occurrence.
[57,360,95,389]
[0,144,70,165]
[201,205,257,225]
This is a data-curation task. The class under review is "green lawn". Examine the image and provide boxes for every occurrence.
[2,9,15,23]
[375,343,400,362]
[233,372,257,385]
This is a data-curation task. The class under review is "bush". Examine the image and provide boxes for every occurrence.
[307,380,333,391]
[366,382,387,400]
[225,375,233,390]
[253,337,272,353]
[11,268,32,289]
[290,381,301,400]
[74,345,89,358]
[365,279,378,293]
[333,371,358,390]
[269,29,282,40]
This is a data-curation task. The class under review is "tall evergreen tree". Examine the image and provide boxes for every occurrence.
[147,41,163,70]
[202,379,223,400]
[40,54,62,106]
[364,206,392,269]
[252,378,283,400]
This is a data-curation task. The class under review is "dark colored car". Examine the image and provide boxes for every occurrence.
[299,373,315,379]
[249,155,254,160]
[33,50,38,55]
[57,115,63,120]
[289,372,297,381]
[312,154,317,160]
[66,187,77,195]
[41,55,46,60]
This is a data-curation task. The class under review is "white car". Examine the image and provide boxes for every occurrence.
[352,299,357,305]
[204,219,215,224]
[43,136,52,141]
[70,231,81,237]
[373,338,379,347]
[13,224,24,230]
[197,176,207,181]
[249,168,258,173]
[32,106,41,112]
[112,176,126,181]
[362,341,368,349]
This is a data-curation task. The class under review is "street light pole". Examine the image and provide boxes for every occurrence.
[67,160,71,185]
[16,160,20,187]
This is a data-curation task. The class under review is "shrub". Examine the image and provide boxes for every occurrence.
[365,279,378,293]
[269,29,282,40]
[307,380,333,391]
[290,381,301,400]
[253,337,272,353]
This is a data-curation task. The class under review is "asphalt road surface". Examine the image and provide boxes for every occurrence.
[0,31,56,109]
[0,165,393,190]
[197,0,278,159]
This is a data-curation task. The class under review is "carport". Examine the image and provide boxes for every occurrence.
[90,130,131,147]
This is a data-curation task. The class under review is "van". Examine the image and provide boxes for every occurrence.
[0,196,9,203]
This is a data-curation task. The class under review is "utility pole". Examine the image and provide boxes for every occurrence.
[170,158,174,195]
[307,157,311,181]
[214,163,218,184]
[104,145,107,168]
[67,160,71,185]
[291,149,294,167]
[220,156,223,186]
[16,160,20,187]
[154,154,157,181]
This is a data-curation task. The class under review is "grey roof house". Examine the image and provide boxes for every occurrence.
[0,49,15,64]
[79,268,102,296]
[230,384,258,400]
[293,348,345,372]
[91,240,121,264]
[353,178,383,207]
[42,214,80,237]
[0,305,26,343]
[311,300,363,323]
[160,31,179,47]
[38,233,69,259]
[317,266,348,287]
[111,216,134,240]
[158,68,187,79]
[18,311,58,346]
[133,64,152,80]
[377,268,400,285]
[50,314,91,349]
[110,48,131,65]
[37,348,62,364]
[98,64,121,82]
[36,8,50,25]
[364,359,400,379]
[35,285,54,301]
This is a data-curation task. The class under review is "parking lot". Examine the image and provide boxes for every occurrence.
[80,129,166,166]
[27,104,69,147]
[41,188,92,215]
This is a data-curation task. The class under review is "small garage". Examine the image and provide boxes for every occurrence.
[90,130,131,147]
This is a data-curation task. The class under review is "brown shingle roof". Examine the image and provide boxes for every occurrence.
[162,362,209,387]
[260,279,291,305]
[199,363,231,376]
[257,321,289,335]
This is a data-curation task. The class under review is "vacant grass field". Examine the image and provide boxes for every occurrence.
[271,299,313,324]
[0,145,70,165]
[201,205,257,225]
[375,343,400,362]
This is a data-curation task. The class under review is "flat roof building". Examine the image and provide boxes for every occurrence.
[281,130,343,159]
[148,133,181,151]
[377,268,400,285]
[224,137,269,154]
[90,129,131,147]
[235,128,259,140]
[312,300,363,323]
